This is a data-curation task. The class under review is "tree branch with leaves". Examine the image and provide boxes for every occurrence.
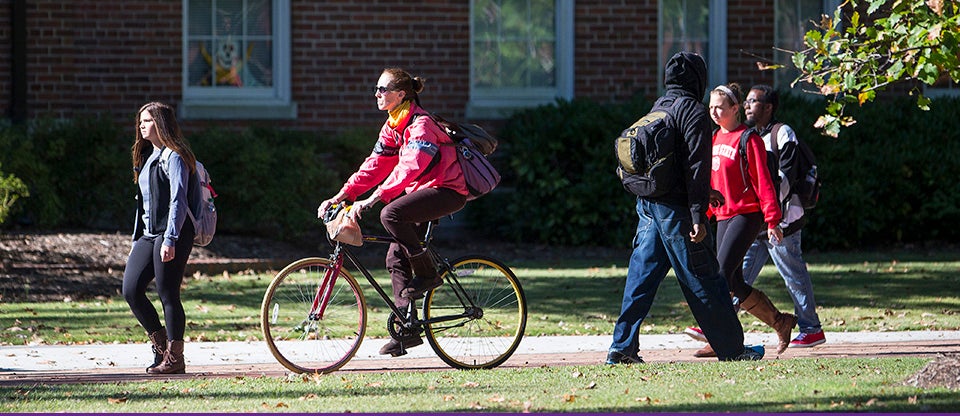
[788,0,959,137]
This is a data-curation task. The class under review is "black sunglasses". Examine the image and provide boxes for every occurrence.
[373,86,396,94]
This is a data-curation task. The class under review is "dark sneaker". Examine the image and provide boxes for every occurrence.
[727,344,764,361]
[605,350,644,365]
[790,330,826,348]
[378,335,423,357]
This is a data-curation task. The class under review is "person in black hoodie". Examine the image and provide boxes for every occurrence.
[606,52,764,364]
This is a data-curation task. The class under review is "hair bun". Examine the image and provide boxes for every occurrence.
[412,76,425,94]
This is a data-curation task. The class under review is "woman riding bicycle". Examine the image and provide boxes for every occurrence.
[318,68,468,357]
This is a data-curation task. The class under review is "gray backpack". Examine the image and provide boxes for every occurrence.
[160,148,218,246]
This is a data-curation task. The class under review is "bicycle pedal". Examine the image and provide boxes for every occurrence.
[390,349,408,357]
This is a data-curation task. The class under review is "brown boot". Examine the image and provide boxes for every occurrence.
[148,340,185,374]
[693,343,716,358]
[740,289,798,354]
[401,251,443,299]
[146,328,167,373]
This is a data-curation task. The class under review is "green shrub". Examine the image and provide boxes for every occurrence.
[4,93,958,251]
[188,125,379,241]
[0,118,380,243]
[779,93,960,249]
[0,117,129,228]
[479,93,960,250]
[466,98,649,246]
[0,162,29,225]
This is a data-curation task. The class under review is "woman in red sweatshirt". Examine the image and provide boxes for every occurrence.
[698,83,797,357]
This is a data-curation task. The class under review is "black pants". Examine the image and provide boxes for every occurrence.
[381,187,467,307]
[716,211,764,301]
[122,223,195,341]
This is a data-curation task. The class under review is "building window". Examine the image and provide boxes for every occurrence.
[182,0,296,119]
[926,75,960,98]
[468,0,573,119]
[774,0,840,91]
[659,0,724,98]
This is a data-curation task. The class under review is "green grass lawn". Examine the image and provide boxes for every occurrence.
[1,247,958,413]
[3,358,956,412]
[3,248,957,345]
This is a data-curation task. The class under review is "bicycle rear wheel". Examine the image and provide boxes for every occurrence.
[261,257,366,374]
[423,255,527,369]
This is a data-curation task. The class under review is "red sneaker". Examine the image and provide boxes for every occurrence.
[789,330,826,348]
[683,326,707,342]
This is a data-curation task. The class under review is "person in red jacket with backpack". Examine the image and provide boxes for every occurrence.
[318,68,469,357]
[687,83,797,358]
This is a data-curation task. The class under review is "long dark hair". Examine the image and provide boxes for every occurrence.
[131,102,196,182]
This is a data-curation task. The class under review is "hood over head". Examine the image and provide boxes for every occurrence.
[663,52,707,100]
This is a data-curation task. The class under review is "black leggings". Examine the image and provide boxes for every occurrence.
[122,224,194,341]
[381,187,467,307]
[716,212,764,301]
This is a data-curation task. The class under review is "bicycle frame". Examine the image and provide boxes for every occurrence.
[313,220,479,327]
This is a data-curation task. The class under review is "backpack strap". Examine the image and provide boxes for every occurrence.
[158,147,200,227]
[737,128,754,193]
[393,112,443,181]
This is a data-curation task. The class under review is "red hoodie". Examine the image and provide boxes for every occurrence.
[710,125,782,229]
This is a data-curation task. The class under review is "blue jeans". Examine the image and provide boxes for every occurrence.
[610,199,745,359]
[742,230,822,333]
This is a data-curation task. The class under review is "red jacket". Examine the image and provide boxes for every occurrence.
[338,103,468,203]
[710,125,782,229]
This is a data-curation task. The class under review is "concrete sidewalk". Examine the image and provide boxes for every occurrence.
[3,331,960,373]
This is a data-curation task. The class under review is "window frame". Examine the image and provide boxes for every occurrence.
[657,0,725,99]
[773,0,841,91]
[466,0,574,119]
[180,0,296,120]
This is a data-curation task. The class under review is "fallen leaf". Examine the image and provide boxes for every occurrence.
[462,381,480,388]
[585,381,597,389]
[108,397,127,404]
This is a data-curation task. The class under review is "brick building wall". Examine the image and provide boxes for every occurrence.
[727,0,776,88]
[0,3,10,117]
[2,1,780,134]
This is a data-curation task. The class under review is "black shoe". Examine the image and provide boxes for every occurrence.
[605,350,644,365]
[378,335,424,357]
[400,276,443,299]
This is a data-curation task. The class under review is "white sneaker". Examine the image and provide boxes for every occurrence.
[683,326,708,342]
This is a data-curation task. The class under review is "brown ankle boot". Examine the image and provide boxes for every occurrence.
[401,251,443,299]
[740,289,798,354]
[146,328,167,373]
[693,343,717,358]
[148,340,185,374]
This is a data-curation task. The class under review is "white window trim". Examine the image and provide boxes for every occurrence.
[657,0,726,99]
[466,0,575,119]
[180,0,297,120]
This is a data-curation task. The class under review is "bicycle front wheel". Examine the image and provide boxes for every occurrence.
[260,257,366,374]
[423,255,527,369]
